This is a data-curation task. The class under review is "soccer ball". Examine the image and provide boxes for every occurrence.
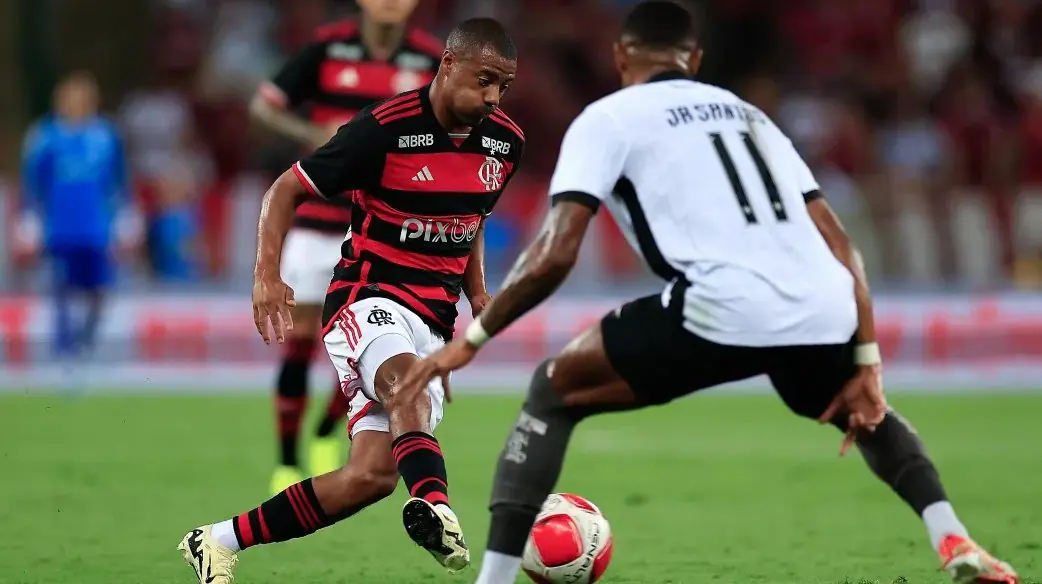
[521,493,614,584]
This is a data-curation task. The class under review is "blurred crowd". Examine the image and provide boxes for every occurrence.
[5,0,1042,290]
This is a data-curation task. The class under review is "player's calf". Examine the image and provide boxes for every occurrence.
[203,433,399,554]
[376,353,449,505]
[372,352,470,570]
[838,410,1018,580]
[485,360,593,557]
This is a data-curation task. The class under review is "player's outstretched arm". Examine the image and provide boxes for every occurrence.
[398,201,596,396]
[252,170,308,344]
[473,201,595,338]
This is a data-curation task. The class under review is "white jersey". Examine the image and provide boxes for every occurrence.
[548,73,857,347]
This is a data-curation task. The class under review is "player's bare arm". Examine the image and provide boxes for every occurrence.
[807,196,887,449]
[250,93,335,149]
[808,198,875,347]
[477,201,593,337]
[400,201,595,392]
[252,170,308,345]
[462,221,492,316]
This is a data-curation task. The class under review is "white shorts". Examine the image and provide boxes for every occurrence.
[281,228,346,304]
[323,297,447,438]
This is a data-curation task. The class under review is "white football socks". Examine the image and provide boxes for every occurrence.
[474,550,523,584]
[921,501,969,552]
[210,520,242,552]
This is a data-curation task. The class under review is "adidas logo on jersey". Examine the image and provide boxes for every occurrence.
[411,166,434,182]
[481,135,511,155]
[399,134,434,148]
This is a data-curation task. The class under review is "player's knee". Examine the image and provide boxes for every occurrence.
[526,360,580,418]
[373,353,423,412]
[346,467,398,502]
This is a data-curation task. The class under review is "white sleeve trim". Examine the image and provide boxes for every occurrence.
[292,161,323,198]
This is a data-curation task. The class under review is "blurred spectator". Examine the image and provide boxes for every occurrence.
[936,64,1018,271]
[19,72,139,358]
[149,155,202,283]
[878,90,954,279]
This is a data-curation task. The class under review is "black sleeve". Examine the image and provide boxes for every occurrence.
[268,42,326,109]
[551,191,601,212]
[293,112,383,199]
[803,189,824,203]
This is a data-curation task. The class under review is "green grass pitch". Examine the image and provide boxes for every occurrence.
[1,392,1039,583]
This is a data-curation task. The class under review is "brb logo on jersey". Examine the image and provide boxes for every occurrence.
[478,156,504,191]
[481,136,511,156]
[399,217,481,244]
[398,133,434,148]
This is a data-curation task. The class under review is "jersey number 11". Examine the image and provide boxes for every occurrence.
[709,132,788,224]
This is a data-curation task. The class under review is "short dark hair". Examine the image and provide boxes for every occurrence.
[445,17,517,60]
[621,1,700,51]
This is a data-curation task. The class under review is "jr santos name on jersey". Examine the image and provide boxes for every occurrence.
[664,102,767,127]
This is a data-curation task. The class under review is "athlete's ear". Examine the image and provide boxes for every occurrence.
[688,48,704,77]
[440,50,455,72]
[612,42,626,77]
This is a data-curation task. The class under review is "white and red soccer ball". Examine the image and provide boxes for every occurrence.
[522,493,614,584]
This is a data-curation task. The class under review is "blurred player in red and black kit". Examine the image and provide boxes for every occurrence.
[250,0,442,494]
[179,17,523,583]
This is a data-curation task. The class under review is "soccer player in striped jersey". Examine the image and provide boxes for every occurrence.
[178,18,523,583]
[250,0,443,490]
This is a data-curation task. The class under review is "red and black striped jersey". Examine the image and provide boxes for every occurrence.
[260,20,443,234]
[292,87,525,339]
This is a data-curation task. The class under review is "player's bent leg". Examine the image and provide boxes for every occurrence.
[310,430,399,519]
[773,352,1015,581]
[177,432,400,583]
[370,349,469,572]
[835,412,1018,583]
[770,347,1019,583]
[477,324,641,584]
[325,299,464,571]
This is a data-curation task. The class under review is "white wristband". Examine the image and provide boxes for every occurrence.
[464,318,491,348]
[854,342,882,366]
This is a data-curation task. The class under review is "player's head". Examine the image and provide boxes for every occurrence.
[614,1,703,87]
[437,17,517,126]
[54,71,100,121]
[356,0,419,25]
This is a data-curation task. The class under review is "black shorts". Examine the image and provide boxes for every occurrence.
[601,281,857,420]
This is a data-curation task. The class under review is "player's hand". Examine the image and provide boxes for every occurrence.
[818,364,887,456]
[400,338,479,404]
[468,292,493,317]
[252,272,296,345]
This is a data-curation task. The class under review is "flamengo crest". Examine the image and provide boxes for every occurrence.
[477,156,504,191]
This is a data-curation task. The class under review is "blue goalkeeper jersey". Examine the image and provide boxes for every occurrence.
[21,115,128,249]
